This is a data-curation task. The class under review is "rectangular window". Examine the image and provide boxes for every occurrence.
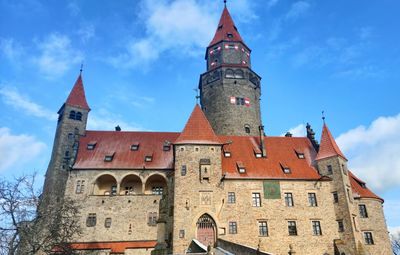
[333,192,339,203]
[229,222,237,234]
[104,217,112,228]
[288,221,297,236]
[359,205,368,218]
[337,220,344,232]
[86,213,96,227]
[179,229,185,238]
[228,192,236,204]
[312,221,322,235]
[181,165,187,176]
[148,212,158,226]
[364,232,374,245]
[258,221,268,236]
[75,180,85,194]
[252,193,261,207]
[327,165,333,175]
[285,193,294,207]
[308,193,318,207]
[152,186,163,195]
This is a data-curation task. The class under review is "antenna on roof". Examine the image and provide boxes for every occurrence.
[322,110,326,123]
[194,88,200,104]
[80,61,84,75]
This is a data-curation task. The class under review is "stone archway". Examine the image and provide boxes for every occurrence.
[196,214,216,247]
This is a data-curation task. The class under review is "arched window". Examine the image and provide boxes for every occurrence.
[225,69,234,78]
[244,124,251,134]
[69,111,76,120]
[234,69,244,79]
[76,112,82,121]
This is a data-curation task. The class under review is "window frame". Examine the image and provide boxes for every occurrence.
[308,193,318,207]
[252,192,261,207]
[364,232,374,245]
[285,192,294,207]
[288,221,297,236]
[229,221,237,234]
[312,220,322,236]
[104,217,112,228]
[359,204,368,218]
[337,220,344,232]
[86,213,97,227]
[258,221,268,237]
[333,191,339,203]
[228,192,236,204]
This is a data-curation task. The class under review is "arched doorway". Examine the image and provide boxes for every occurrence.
[196,214,216,247]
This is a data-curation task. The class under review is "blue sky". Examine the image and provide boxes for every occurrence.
[1,0,399,233]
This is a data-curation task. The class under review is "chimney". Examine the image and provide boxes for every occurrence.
[285,132,293,137]
[115,125,121,131]
[259,125,267,157]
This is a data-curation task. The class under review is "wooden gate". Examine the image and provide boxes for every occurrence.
[196,214,216,247]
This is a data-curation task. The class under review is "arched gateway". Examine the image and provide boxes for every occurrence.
[196,214,216,247]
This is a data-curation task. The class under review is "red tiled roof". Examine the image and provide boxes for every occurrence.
[209,6,244,47]
[69,240,157,253]
[221,136,321,180]
[73,131,179,169]
[175,105,221,145]
[65,74,90,110]
[349,171,383,202]
[315,123,347,161]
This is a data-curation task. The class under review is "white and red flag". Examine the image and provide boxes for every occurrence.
[230,97,236,104]
[244,98,250,106]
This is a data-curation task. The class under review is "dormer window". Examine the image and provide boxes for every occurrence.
[227,33,233,38]
[236,161,246,174]
[87,141,97,150]
[253,147,262,158]
[295,151,305,159]
[163,141,171,151]
[131,142,140,151]
[223,148,231,158]
[145,154,153,162]
[104,153,115,162]
[281,163,291,174]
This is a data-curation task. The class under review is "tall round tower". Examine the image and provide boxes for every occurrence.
[199,5,262,136]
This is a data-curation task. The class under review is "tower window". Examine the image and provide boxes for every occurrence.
[337,220,344,232]
[285,193,294,207]
[181,165,187,176]
[332,191,339,203]
[104,218,112,228]
[364,232,374,245]
[86,213,97,227]
[69,111,76,119]
[76,112,82,121]
[227,33,233,38]
[252,192,261,207]
[244,125,251,134]
[308,193,318,207]
[327,165,333,174]
[234,69,244,79]
[75,180,85,194]
[152,186,163,195]
[359,204,368,218]
[225,69,234,78]
[148,212,158,226]
[228,192,236,204]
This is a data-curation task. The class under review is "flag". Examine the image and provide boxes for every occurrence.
[263,180,281,199]
[230,97,236,104]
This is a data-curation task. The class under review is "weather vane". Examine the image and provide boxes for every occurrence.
[194,88,200,104]
[224,0,227,6]
[80,62,84,75]
[322,110,326,123]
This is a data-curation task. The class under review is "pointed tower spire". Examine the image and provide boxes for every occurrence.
[65,74,90,111]
[315,123,347,161]
[175,105,221,144]
[209,5,244,46]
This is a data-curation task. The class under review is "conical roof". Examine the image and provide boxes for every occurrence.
[315,123,347,161]
[209,6,244,46]
[65,74,90,110]
[175,105,221,145]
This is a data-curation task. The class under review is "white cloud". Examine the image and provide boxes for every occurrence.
[285,1,310,21]
[284,123,306,137]
[0,86,57,121]
[33,33,82,79]
[337,113,400,192]
[67,1,80,16]
[87,109,143,131]
[77,24,95,43]
[0,38,24,63]
[109,0,255,68]
[0,127,46,172]
[389,226,400,240]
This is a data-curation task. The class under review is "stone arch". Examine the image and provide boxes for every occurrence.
[144,174,167,195]
[119,174,143,195]
[225,69,234,78]
[234,69,244,79]
[93,174,118,196]
[196,213,217,247]
[69,110,76,119]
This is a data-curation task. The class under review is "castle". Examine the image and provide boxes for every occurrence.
[40,4,392,255]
